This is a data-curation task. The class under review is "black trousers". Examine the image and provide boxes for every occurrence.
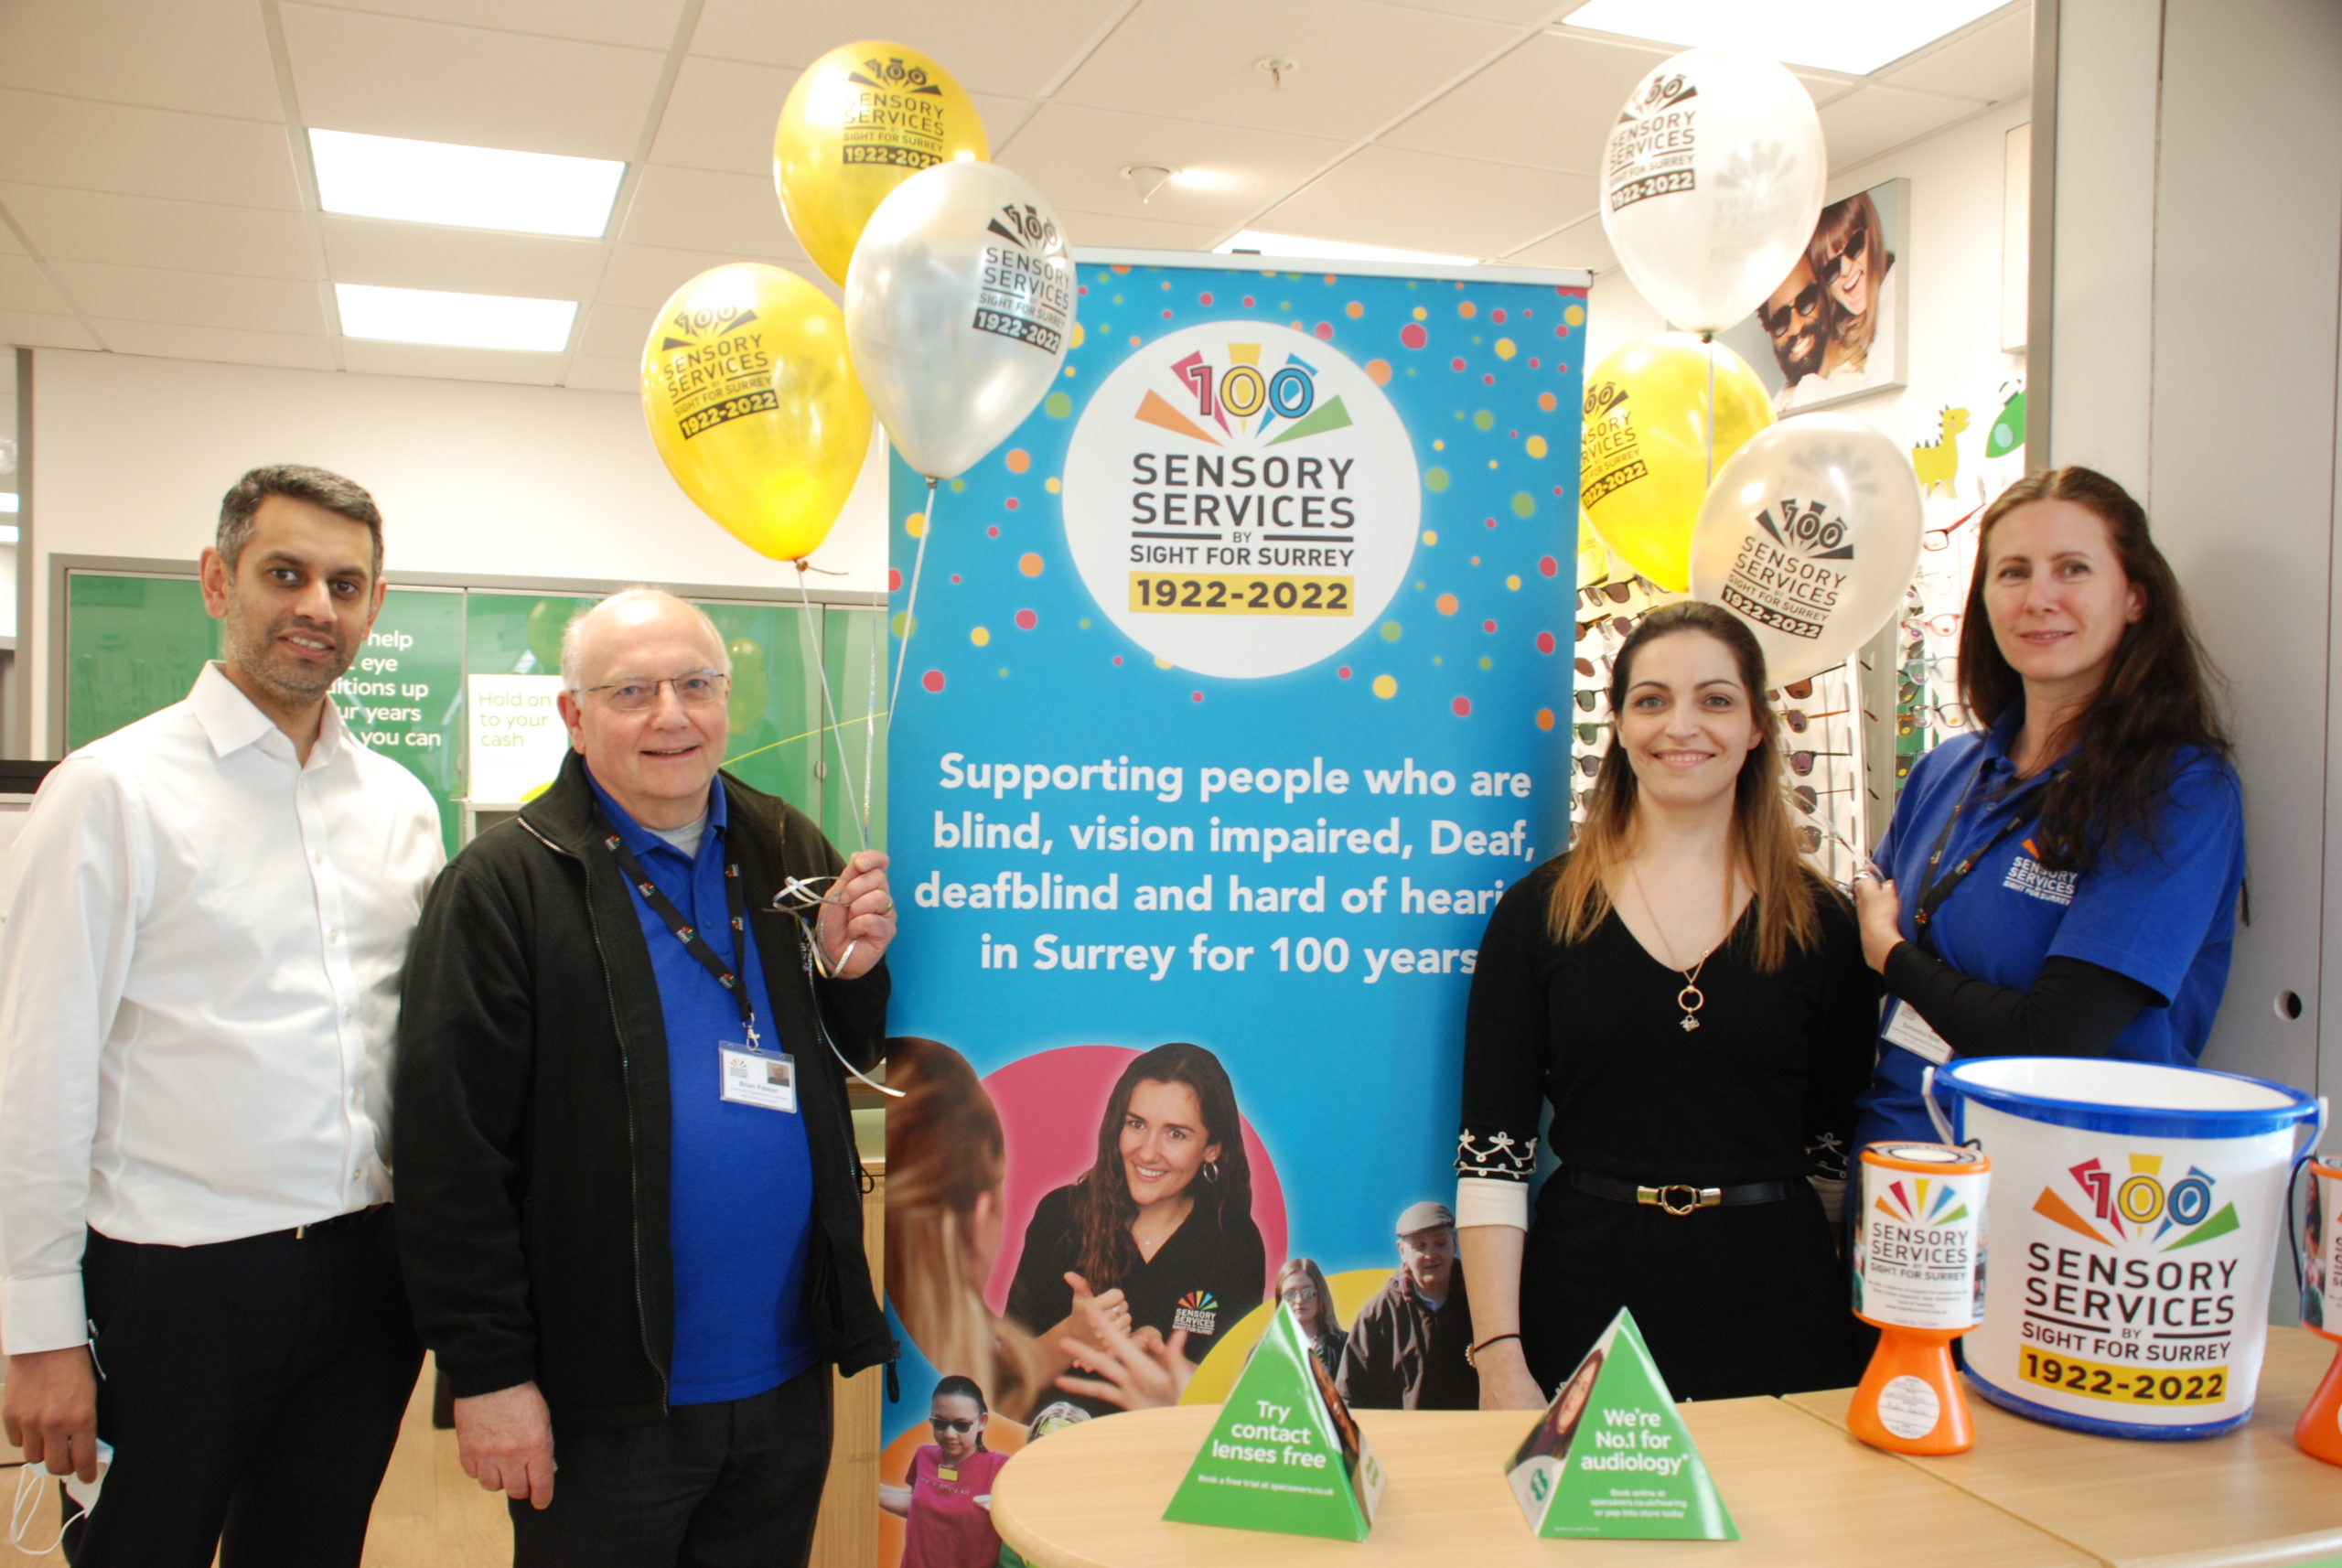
[64,1208,422,1568]
[509,1365,832,1568]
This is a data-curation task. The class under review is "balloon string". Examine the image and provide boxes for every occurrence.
[791,560,868,854]
[886,477,939,738]
[861,600,879,836]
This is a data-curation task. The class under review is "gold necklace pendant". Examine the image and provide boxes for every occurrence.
[1677,979,1704,1031]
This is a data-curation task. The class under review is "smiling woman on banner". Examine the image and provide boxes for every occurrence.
[1849,467,2245,1147]
[1456,603,1875,1406]
[1004,1043,1265,1405]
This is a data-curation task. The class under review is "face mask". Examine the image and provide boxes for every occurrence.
[9,1441,110,1556]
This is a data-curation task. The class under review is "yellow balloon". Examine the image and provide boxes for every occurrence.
[773,41,990,285]
[1578,333,1773,592]
[641,263,872,563]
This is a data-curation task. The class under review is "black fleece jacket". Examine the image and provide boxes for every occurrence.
[393,752,894,1427]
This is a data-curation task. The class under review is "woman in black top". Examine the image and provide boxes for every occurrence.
[1006,1043,1265,1400]
[1456,602,1875,1406]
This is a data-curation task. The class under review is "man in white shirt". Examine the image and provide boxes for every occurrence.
[0,466,446,1567]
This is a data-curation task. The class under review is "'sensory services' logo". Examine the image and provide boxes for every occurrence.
[1063,321,1418,679]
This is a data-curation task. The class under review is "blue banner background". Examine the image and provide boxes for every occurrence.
[883,258,1585,1447]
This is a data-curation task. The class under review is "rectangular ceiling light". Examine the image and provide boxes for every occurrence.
[309,129,625,238]
[1560,0,2011,77]
[1216,230,1479,266]
[335,283,577,352]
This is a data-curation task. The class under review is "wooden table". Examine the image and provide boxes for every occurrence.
[991,1399,2094,1568]
[1787,1326,2342,1568]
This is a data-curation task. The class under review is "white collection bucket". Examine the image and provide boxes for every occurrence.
[1926,1058,2324,1439]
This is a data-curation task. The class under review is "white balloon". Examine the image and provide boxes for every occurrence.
[1688,414,1923,687]
[844,162,1077,480]
[1600,51,1828,335]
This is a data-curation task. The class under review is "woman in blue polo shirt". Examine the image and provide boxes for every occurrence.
[1852,467,2243,1146]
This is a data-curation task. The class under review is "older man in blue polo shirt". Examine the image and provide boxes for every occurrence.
[395,588,897,1568]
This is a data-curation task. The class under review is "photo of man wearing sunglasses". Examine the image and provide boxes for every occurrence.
[1718,179,1906,416]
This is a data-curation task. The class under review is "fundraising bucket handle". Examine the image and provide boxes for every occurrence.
[2289,1097,2329,1285]
[1922,1064,1958,1144]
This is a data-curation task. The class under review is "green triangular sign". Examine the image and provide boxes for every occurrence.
[1502,1308,1737,1540]
[1163,1303,1384,1541]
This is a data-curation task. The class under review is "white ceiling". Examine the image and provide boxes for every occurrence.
[0,0,2031,392]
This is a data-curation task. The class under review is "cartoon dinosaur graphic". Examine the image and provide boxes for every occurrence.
[1912,406,1970,495]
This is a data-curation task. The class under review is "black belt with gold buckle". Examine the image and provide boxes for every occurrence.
[1565,1169,1794,1217]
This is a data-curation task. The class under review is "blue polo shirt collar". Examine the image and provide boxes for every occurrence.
[583,768,726,863]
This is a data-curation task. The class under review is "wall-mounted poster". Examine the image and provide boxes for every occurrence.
[1714,178,1907,416]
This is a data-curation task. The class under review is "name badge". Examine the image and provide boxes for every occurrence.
[1882,1000,1953,1065]
[719,1044,798,1112]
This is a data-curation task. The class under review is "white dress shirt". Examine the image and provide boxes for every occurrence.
[0,662,444,1354]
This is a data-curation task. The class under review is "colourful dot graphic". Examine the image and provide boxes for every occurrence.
[1015,608,1037,630]
[1005,449,1030,473]
[1018,553,1044,577]
[1536,631,1557,654]
[1506,575,1522,591]
[1155,657,1175,670]
[971,627,990,646]
[1315,322,1334,340]
[1424,467,1449,492]
[1199,292,1214,305]
[892,611,917,638]
[1482,618,1498,633]
[1495,338,1517,360]
[1538,554,1559,576]
[1045,392,1072,417]
[1526,435,1549,458]
[1537,708,1556,731]
[1346,301,1364,318]
[1365,359,1391,385]
[1564,304,1586,326]
[1372,675,1398,699]
[987,525,1000,537]
[1435,594,1459,616]
[1452,697,1472,716]
[1422,530,1439,546]
[1458,301,1477,319]
[1477,656,1493,671]
[1413,306,1428,321]
[1401,323,1427,349]
[1191,692,1205,703]
[1539,392,1558,412]
[1512,493,1537,518]
[1045,477,1061,493]
[1450,357,1466,371]
[1380,621,1402,642]
[921,670,944,693]
[887,568,903,591]
[906,512,927,539]
[1473,410,1495,431]
[1338,666,1352,680]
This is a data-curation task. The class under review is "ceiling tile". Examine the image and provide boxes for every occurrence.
[340,338,566,384]
[0,91,303,209]
[0,220,22,255]
[564,352,640,392]
[1057,0,1517,141]
[301,0,691,51]
[1260,145,1595,258]
[997,103,1348,231]
[45,260,331,334]
[91,319,338,371]
[649,57,793,175]
[596,242,771,309]
[1059,209,1229,252]
[1500,211,1614,273]
[1820,85,1978,175]
[575,304,657,360]
[282,4,665,160]
[0,186,319,281]
[1385,0,1566,23]
[620,166,801,264]
[1548,21,1857,104]
[687,0,1130,97]
[0,0,284,122]
[0,311,102,351]
[319,216,607,298]
[1883,8,2031,104]
[0,257,75,317]
[975,94,1040,149]
[1384,32,1671,175]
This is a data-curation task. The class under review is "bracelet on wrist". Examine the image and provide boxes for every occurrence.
[1466,1332,1521,1368]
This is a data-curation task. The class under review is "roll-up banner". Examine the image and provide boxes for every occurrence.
[877,252,1587,1559]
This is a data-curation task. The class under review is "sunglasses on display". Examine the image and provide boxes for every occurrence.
[1901,613,1961,640]
[1817,223,1870,286]
[1787,750,1852,777]
[1759,285,1823,338]
[930,1417,979,1434]
[1578,580,1635,610]
[579,669,729,711]
[1791,782,1854,815]
[1574,689,1605,714]
[1574,656,1602,680]
[1574,722,1612,746]
[1780,706,1849,735]
[1594,614,1639,647]
[1574,753,1605,778]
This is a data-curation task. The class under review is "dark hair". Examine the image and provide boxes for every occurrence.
[1957,467,2231,871]
[1069,1044,1252,1291]
[217,465,383,578]
[1548,601,1834,971]
[932,1374,990,1449]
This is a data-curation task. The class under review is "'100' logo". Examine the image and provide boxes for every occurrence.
[1177,354,1316,424]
